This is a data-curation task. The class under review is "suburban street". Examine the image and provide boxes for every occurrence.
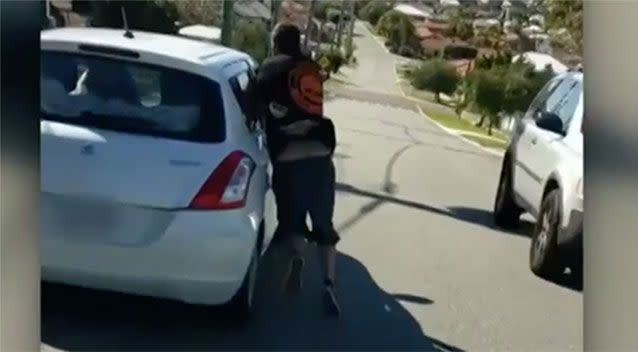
[42,22,582,351]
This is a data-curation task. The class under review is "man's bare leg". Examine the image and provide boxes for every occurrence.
[318,244,336,283]
[283,234,306,295]
[318,244,340,316]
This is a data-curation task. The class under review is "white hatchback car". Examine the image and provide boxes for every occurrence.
[40,28,276,316]
[493,71,583,279]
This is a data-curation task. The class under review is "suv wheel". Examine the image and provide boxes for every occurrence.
[493,160,522,228]
[530,189,562,278]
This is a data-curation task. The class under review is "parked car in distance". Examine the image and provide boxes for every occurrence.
[493,71,583,280]
[40,28,276,318]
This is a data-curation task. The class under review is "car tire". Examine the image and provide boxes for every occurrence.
[493,160,523,228]
[530,189,562,279]
[226,244,259,321]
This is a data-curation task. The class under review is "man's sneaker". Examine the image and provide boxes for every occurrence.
[323,284,341,317]
[283,256,304,295]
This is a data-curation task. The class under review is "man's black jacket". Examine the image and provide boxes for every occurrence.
[246,54,335,161]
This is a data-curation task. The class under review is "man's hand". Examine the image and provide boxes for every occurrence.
[280,119,318,136]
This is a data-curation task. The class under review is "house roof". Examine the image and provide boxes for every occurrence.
[233,0,271,20]
[416,25,434,39]
[178,25,222,42]
[424,19,450,31]
[393,4,431,19]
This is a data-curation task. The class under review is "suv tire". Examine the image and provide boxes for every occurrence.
[530,189,562,278]
[493,160,523,228]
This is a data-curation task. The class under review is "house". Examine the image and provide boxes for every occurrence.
[448,58,475,76]
[393,3,432,23]
[513,51,568,74]
[178,25,222,43]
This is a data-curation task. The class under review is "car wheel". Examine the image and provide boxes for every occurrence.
[530,189,562,278]
[226,245,259,320]
[493,160,522,228]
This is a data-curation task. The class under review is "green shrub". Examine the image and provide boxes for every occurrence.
[410,58,461,103]
[359,0,393,26]
[376,10,422,57]
[231,19,270,64]
[469,60,556,134]
[318,47,347,73]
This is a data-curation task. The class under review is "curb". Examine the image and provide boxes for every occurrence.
[415,104,505,158]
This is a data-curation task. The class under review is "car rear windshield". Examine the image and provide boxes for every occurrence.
[41,51,225,143]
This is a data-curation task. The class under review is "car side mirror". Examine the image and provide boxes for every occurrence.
[535,111,565,136]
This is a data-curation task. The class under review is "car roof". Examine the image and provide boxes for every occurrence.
[40,27,250,67]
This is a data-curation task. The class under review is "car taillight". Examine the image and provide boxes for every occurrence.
[189,151,255,210]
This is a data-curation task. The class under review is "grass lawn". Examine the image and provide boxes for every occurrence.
[419,106,509,149]
[461,133,509,150]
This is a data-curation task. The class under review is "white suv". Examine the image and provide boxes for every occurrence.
[493,71,583,279]
[40,28,276,317]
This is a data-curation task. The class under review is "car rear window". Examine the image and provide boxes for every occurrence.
[40,51,225,143]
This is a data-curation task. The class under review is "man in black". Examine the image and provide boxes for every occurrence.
[246,24,340,316]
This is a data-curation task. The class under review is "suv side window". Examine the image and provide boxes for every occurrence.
[552,81,582,132]
[525,77,564,120]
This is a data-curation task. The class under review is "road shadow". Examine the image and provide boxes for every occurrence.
[336,183,532,237]
[445,207,535,238]
[42,245,463,351]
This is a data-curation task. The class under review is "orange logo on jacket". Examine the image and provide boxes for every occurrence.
[288,61,323,116]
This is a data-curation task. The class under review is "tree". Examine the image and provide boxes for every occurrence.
[471,58,556,134]
[359,0,393,26]
[231,19,270,63]
[89,0,178,34]
[159,0,221,27]
[446,8,474,41]
[543,0,583,55]
[376,10,421,57]
[472,67,506,135]
[314,0,339,44]
[410,58,461,104]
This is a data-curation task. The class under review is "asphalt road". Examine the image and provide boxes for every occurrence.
[41,22,582,351]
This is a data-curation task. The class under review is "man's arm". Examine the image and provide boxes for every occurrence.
[298,118,336,154]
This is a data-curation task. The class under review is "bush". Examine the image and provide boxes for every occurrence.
[469,60,556,134]
[317,47,347,73]
[376,10,422,57]
[410,58,461,103]
[359,0,393,26]
[231,19,270,64]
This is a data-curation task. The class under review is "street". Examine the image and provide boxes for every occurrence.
[42,22,582,351]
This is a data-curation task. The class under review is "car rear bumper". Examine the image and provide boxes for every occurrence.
[41,209,260,306]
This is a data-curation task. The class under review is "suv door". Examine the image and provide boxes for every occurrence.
[515,77,580,215]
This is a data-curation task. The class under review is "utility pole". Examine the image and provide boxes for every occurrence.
[346,0,356,57]
[221,0,234,47]
[335,0,347,48]
[267,0,282,55]
[304,0,317,53]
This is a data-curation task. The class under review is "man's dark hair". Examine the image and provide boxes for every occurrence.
[272,23,303,57]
